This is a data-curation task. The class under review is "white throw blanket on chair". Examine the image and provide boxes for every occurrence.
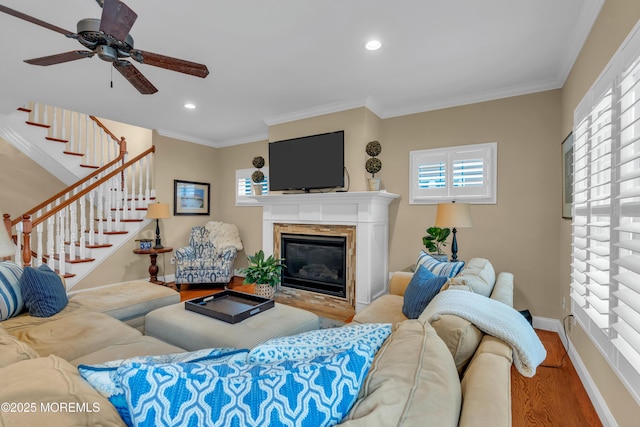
[421,290,547,377]
[204,221,243,251]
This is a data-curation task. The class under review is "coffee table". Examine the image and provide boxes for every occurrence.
[144,301,320,350]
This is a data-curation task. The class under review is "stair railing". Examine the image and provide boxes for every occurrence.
[6,147,156,272]
[25,101,123,168]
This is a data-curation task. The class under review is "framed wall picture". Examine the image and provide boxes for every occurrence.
[562,132,573,219]
[174,180,210,216]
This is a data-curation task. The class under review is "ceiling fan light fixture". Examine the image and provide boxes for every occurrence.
[184,103,196,109]
[365,40,382,51]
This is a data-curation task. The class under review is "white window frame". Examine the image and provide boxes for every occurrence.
[409,142,497,204]
[236,167,269,206]
[570,19,640,405]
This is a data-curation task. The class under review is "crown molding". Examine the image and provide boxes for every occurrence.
[155,129,220,147]
[263,98,378,127]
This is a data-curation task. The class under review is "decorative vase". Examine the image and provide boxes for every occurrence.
[253,184,263,196]
[367,178,380,191]
[254,283,275,299]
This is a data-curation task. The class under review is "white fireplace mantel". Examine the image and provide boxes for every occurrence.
[250,191,400,312]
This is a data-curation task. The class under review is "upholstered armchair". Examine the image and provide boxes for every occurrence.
[174,221,243,290]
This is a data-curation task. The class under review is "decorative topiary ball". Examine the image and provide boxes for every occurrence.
[365,157,382,175]
[252,156,265,169]
[251,170,265,183]
[366,140,382,157]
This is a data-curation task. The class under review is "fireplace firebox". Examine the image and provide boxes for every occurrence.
[280,233,347,298]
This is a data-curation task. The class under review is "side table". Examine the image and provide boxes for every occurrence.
[133,247,173,287]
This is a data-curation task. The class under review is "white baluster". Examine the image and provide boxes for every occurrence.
[69,112,75,153]
[49,107,56,139]
[60,108,65,144]
[79,191,86,259]
[35,222,43,268]
[15,222,22,267]
[106,179,113,233]
[69,200,76,260]
[92,120,98,167]
[46,213,54,267]
[57,210,65,275]
[97,185,104,244]
[88,189,94,247]
[138,156,145,208]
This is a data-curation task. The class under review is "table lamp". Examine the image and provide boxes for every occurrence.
[0,218,15,259]
[434,201,472,262]
[146,203,170,249]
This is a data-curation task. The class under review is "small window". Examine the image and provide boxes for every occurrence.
[236,167,268,206]
[409,142,497,204]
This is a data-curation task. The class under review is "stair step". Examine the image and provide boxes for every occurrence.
[96,218,144,223]
[25,121,50,129]
[46,254,95,264]
[45,136,68,143]
[17,107,31,113]
[57,271,76,279]
[63,151,84,157]
[82,243,113,249]
[80,164,100,169]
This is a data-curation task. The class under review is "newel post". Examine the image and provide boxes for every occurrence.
[21,215,32,267]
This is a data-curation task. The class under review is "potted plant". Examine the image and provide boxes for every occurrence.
[240,249,285,299]
[251,156,265,195]
[422,226,451,262]
[365,140,382,191]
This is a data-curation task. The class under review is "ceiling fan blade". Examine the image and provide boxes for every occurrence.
[24,51,95,66]
[0,5,75,37]
[130,49,210,78]
[113,61,158,94]
[99,0,137,41]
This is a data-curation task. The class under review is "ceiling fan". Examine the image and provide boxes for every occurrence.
[0,0,209,94]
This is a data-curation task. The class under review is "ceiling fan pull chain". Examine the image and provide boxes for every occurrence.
[110,66,113,89]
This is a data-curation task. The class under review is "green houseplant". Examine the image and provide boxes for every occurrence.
[422,226,451,262]
[240,250,285,298]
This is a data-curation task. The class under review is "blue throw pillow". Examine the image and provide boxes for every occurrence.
[416,250,465,278]
[0,261,24,320]
[248,322,392,364]
[19,264,68,317]
[117,342,377,427]
[78,347,248,426]
[402,266,448,319]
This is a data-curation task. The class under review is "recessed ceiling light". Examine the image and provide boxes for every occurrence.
[184,103,196,109]
[365,40,382,51]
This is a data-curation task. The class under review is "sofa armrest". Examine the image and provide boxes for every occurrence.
[490,272,514,306]
[388,271,414,296]
[175,246,195,261]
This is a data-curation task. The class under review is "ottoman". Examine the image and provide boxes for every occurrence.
[144,301,320,350]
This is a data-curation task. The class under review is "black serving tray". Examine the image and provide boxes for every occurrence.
[185,290,275,324]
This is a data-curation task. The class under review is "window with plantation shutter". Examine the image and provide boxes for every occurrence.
[235,167,268,206]
[409,142,496,204]
[570,20,640,404]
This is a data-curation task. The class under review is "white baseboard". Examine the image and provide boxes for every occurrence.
[533,316,618,427]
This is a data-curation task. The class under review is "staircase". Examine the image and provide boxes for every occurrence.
[1,102,157,289]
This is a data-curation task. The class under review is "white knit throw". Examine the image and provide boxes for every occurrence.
[421,290,547,377]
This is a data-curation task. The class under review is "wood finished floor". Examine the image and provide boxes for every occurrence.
[176,279,602,426]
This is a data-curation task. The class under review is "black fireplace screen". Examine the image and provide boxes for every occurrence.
[280,233,347,298]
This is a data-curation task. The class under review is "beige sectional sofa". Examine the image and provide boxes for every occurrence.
[0,258,516,427]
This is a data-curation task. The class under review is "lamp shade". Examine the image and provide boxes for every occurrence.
[146,203,170,219]
[0,221,14,258]
[434,202,473,228]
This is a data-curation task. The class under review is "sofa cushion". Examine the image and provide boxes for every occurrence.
[402,266,447,319]
[0,260,23,320]
[341,320,461,427]
[10,311,141,360]
[423,313,484,374]
[70,335,185,367]
[19,264,68,317]
[0,355,126,426]
[79,347,248,426]
[0,333,40,368]
[442,257,496,297]
[351,295,407,328]
[248,322,391,364]
[117,343,376,427]
[416,250,465,278]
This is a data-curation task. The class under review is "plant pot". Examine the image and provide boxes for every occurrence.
[367,177,380,191]
[254,283,275,299]
[253,184,263,196]
[430,253,449,262]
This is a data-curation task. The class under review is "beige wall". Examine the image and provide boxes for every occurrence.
[559,1,640,425]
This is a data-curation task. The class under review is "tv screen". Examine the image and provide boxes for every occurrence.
[268,131,344,192]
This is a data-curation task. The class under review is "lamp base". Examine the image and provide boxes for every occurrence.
[450,227,459,262]
[153,218,164,249]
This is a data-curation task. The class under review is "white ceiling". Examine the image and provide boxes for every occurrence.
[0,0,604,147]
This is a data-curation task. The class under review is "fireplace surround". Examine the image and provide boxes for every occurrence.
[252,191,399,312]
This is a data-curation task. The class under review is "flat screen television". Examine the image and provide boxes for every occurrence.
[268,131,344,192]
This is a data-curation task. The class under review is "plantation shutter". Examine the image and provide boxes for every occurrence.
[570,20,640,403]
